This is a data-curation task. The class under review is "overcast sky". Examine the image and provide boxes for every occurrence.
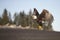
[0,0,60,31]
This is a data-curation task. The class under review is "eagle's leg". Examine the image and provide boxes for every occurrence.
[38,25,43,30]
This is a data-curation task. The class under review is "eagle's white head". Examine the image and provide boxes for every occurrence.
[32,15,37,19]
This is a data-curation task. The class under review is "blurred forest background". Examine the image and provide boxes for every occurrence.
[0,8,39,28]
[0,8,53,31]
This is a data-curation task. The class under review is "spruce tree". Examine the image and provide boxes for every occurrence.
[2,9,9,25]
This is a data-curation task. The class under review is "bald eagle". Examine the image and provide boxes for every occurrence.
[32,8,54,31]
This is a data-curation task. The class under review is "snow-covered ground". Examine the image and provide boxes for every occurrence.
[0,24,36,29]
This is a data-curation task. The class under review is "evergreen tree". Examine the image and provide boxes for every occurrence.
[0,17,3,25]
[19,11,26,27]
[14,12,18,25]
[2,9,9,25]
[28,9,33,27]
[8,12,12,24]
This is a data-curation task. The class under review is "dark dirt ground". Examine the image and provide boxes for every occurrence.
[0,28,60,40]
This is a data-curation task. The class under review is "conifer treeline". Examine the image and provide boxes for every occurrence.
[0,8,38,28]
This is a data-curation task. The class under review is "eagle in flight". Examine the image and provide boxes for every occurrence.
[32,8,54,31]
